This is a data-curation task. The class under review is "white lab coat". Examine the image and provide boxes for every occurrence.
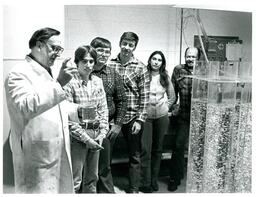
[4,56,76,193]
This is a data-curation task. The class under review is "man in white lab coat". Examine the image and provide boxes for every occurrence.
[4,27,78,193]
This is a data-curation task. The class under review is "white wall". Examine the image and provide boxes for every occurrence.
[64,5,180,74]
[64,5,252,74]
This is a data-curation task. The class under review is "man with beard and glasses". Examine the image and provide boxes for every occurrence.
[4,27,78,193]
[168,47,200,192]
[108,32,150,193]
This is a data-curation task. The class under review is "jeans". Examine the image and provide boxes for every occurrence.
[71,138,99,193]
[169,116,190,183]
[141,115,169,187]
[97,137,116,193]
[122,118,142,192]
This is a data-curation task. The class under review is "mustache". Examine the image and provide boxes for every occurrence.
[186,60,194,64]
[122,49,130,52]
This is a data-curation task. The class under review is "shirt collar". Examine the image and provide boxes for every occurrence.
[113,53,139,66]
[27,54,53,77]
[73,73,92,85]
[92,64,107,75]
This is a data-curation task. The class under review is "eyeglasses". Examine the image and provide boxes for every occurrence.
[96,48,111,56]
[43,41,64,55]
[81,59,95,64]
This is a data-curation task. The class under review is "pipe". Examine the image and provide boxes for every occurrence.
[179,8,183,65]
[194,10,209,64]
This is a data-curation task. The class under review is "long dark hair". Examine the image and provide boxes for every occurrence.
[147,51,169,89]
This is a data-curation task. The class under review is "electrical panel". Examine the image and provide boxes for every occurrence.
[194,36,242,61]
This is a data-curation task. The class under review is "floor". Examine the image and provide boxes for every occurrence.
[3,159,187,194]
[3,117,183,193]
[111,160,186,194]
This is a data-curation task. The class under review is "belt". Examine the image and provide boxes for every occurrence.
[81,121,100,130]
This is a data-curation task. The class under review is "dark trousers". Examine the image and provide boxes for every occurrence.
[169,116,190,183]
[141,115,169,187]
[122,118,142,191]
[97,137,116,193]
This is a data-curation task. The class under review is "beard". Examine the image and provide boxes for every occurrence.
[186,60,195,68]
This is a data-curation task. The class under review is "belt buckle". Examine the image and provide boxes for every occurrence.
[82,120,99,130]
[93,122,99,130]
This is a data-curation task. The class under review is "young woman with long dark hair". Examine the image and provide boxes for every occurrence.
[140,51,176,193]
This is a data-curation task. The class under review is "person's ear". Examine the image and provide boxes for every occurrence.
[36,41,44,50]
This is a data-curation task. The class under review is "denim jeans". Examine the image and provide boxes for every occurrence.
[71,138,99,193]
[122,118,143,192]
[141,115,169,187]
[97,137,116,193]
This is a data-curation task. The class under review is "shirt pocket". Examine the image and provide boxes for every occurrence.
[31,138,62,168]
[124,74,137,92]
[178,76,192,91]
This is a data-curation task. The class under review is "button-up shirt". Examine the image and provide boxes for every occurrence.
[171,64,193,121]
[64,73,109,143]
[108,55,150,124]
[147,74,176,119]
[92,65,127,126]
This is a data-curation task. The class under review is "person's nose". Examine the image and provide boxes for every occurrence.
[85,62,93,68]
[123,45,130,50]
[88,62,94,67]
[188,57,194,62]
[102,52,108,57]
[52,53,59,58]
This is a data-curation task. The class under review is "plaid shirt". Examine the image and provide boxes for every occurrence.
[108,55,150,124]
[92,65,127,126]
[171,64,193,121]
[64,73,109,143]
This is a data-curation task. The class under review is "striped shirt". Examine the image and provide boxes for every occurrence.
[92,65,127,126]
[108,55,150,124]
[64,73,109,143]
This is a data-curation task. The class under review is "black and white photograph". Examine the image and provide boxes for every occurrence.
[1,0,254,194]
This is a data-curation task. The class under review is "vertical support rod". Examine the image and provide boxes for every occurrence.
[179,8,184,65]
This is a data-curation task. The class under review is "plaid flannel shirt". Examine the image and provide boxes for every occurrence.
[63,73,109,143]
[108,55,150,124]
[171,64,193,121]
[92,65,127,126]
